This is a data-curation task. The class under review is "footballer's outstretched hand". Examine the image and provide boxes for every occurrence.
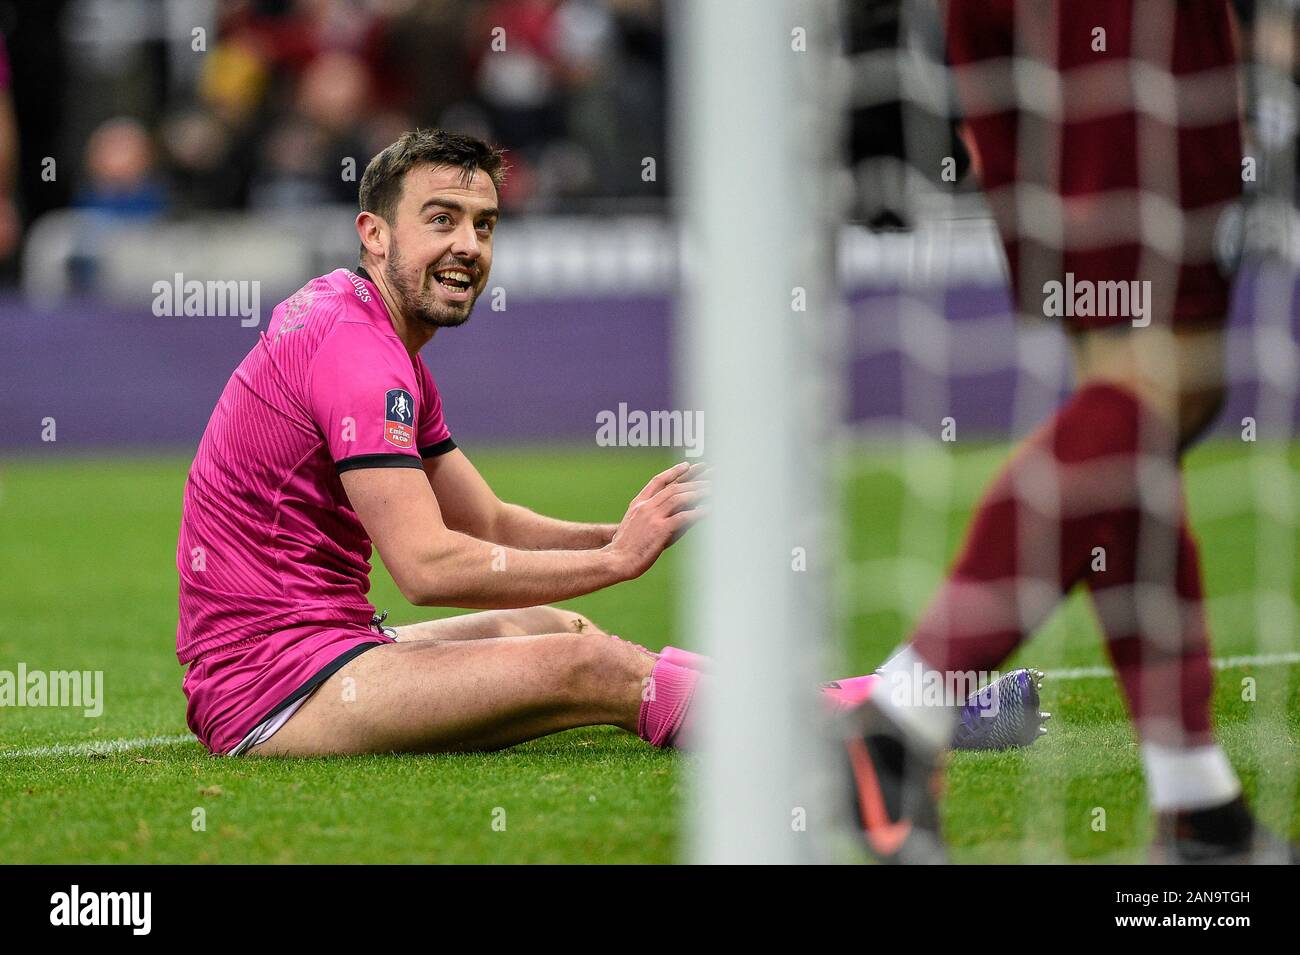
[607,462,709,580]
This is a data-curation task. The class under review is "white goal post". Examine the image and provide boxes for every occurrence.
[676,0,846,864]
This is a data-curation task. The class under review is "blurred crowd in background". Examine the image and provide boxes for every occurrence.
[0,0,667,283]
[0,0,1294,286]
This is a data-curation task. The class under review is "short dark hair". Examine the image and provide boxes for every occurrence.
[358,128,507,224]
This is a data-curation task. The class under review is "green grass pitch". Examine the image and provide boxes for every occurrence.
[1,442,1296,863]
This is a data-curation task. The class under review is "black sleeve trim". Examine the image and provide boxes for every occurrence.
[335,453,425,474]
[419,437,458,458]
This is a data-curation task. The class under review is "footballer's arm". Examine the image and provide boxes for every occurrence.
[423,448,616,549]
[343,461,703,609]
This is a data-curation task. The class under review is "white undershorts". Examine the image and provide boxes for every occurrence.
[229,694,312,756]
[228,623,399,756]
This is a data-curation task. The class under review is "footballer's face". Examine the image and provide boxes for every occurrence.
[384,164,498,329]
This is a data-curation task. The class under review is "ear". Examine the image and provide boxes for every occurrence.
[356,211,388,261]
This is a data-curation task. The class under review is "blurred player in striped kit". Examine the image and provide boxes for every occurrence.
[844,0,1298,863]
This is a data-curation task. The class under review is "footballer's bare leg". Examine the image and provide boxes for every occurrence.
[1069,322,1226,449]
[247,632,656,756]
[391,606,609,643]
[390,606,668,667]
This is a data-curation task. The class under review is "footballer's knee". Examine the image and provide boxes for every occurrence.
[559,631,650,727]
[558,632,641,703]
[1071,323,1226,452]
[515,605,606,637]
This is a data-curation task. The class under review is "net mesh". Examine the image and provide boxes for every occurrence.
[837,0,1299,861]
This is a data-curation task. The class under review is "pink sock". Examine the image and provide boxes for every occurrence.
[637,659,701,748]
[660,646,710,672]
[821,674,880,712]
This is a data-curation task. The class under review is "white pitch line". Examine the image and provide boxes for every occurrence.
[1050,651,1300,682]
[3,650,1299,757]
[0,733,197,759]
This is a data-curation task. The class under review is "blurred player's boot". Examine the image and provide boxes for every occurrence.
[841,697,946,864]
[949,668,1050,751]
[1151,795,1300,864]
[823,668,1050,751]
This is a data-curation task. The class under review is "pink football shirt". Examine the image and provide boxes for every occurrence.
[176,267,453,665]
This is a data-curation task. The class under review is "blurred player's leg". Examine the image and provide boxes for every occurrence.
[846,0,1295,863]
[247,632,700,756]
